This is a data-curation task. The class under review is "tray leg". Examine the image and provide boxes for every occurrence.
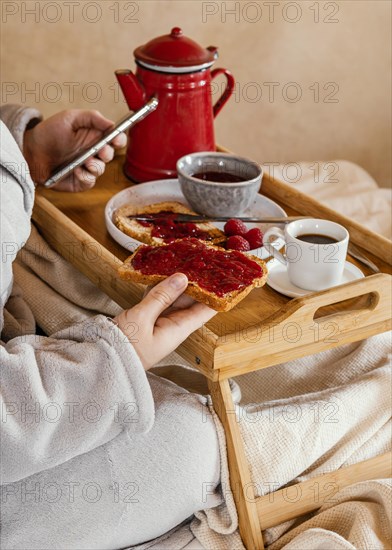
[208,378,264,550]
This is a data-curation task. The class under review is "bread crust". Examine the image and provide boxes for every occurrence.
[114,201,225,246]
[118,240,268,312]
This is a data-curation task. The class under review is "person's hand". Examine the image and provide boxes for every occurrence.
[23,110,127,192]
[113,273,217,370]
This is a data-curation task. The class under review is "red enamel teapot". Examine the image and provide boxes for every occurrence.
[115,27,235,182]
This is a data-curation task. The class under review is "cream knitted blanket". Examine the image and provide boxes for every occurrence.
[6,161,392,550]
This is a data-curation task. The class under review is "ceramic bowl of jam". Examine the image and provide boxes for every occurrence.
[177,152,263,216]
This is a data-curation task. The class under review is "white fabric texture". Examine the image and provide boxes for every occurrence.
[1,373,222,550]
[0,120,34,331]
[0,105,42,331]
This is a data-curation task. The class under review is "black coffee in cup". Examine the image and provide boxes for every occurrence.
[192,170,245,183]
[297,233,338,245]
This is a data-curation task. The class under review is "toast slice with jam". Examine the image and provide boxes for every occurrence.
[114,201,225,246]
[118,237,268,312]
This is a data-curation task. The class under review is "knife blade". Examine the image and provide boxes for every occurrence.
[125,214,306,223]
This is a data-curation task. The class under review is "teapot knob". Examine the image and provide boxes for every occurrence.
[171,27,183,38]
[207,46,219,59]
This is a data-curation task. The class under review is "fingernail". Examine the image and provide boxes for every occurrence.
[115,133,127,148]
[169,273,188,289]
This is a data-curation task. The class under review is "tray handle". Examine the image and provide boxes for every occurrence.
[274,273,390,329]
[255,273,392,345]
[215,273,391,373]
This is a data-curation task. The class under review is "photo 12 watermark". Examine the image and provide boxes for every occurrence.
[211,80,340,105]
[201,396,342,426]
[201,2,340,24]
[1,479,140,504]
[261,161,340,186]
[202,477,340,505]
[1,399,141,425]
[1,80,128,106]
[1,1,140,24]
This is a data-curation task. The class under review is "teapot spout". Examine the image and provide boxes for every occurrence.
[115,69,146,111]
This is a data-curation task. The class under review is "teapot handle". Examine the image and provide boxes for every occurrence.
[211,68,235,118]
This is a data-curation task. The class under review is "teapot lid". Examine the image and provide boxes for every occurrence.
[134,27,218,72]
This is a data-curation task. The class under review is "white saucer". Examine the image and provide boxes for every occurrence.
[266,259,365,298]
[105,178,287,259]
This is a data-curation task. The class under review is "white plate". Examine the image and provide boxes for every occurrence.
[266,258,365,298]
[105,179,287,258]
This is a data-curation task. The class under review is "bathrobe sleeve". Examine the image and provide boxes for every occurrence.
[0,107,154,483]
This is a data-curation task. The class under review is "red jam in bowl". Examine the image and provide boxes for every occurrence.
[132,238,263,296]
[134,211,211,242]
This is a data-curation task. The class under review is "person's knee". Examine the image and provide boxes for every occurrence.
[148,376,221,504]
[163,393,221,509]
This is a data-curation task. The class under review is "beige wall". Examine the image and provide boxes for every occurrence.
[1,0,391,187]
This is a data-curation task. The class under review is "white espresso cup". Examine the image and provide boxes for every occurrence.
[264,219,349,291]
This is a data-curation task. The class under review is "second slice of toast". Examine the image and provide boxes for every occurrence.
[114,201,225,246]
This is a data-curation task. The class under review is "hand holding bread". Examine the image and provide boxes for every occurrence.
[113,200,268,366]
[113,273,216,370]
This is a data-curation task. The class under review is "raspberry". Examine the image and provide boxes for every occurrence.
[244,228,263,249]
[224,218,247,237]
[226,235,251,252]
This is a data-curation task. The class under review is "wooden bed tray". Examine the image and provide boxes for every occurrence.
[33,154,392,549]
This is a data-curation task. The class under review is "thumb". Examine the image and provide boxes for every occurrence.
[141,273,188,321]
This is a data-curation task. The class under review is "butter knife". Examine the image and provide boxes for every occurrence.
[126,215,306,223]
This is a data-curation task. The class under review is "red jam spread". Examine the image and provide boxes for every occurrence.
[132,238,263,297]
[133,211,211,242]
